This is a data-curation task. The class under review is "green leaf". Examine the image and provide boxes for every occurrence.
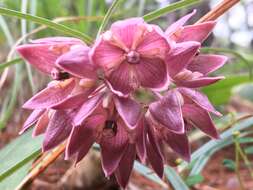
[238,137,253,144]
[0,7,93,44]
[244,146,253,154]
[233,83,253,102]
[0,58,23,72]
[165,166,189,190]
[0,130,42,182]
[185,174,204,186]
[202,75,252,105]
[143,0,200,22]
[96,0,122,38]
[223,159,236,171]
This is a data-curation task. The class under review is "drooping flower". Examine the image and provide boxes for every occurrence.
[90,18,171,97]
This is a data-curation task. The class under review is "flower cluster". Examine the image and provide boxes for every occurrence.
[17,10,227,188]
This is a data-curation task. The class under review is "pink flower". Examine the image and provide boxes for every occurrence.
[90,18,171,97]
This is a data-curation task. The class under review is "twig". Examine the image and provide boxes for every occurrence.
[15,142,66,190]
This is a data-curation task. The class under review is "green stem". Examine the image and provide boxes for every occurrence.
[201,47,253,79]
[96,0,122,39]
[143,0,200,22]
[0,7,93,44]
[0,58,23,72]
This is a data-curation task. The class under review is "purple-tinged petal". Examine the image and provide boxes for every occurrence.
[182,104,219,139]
[166,41,200,77]
[149,90,184,133]
[90,36,125,71]
[137,25,171,59]
[175,76,224,88]
[32,111,49,137]
[115,144,136,188]
[135,118,147,163]
[178,87,221,116]
[16,37,83,74]
[111,17,145,49]
[56,45,96,79]
[42,110,74,152]
[146,122,164,178]
[107,62,138,97]
[135,58,168,90]
[20,109,46,134]
[114,96,141,129]
[187,54,228,75]
[72,92,104,126]
[177,21,216,43]
[66,114,106,160]
[163,129,190,161]
[23,79,75,109]
[100,119,129,176]
[165,10,196,36]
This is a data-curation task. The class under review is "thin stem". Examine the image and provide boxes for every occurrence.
[0,58,23,72]
[197,0,240,23]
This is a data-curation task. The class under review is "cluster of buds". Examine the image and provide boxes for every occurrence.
[17,10,227,188]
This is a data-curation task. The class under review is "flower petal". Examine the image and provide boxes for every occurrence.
[72,92,104,126]
[20,109,46,134]
[163,129,190,161]
[100,119,129,176]
[56,45,96,79]
[166,41,200,77]
[107,62,138,97]
[32,111,49,137]
[175,76,224,88]
[16,37,83,74]
[42,110,74,152]
[23,79,75,109]
[137,25,171,59]
[182,104,219,139]
[146,122,164,178]
[67,114,106,160]
[178,87,221,116]
[135,118,147,163]
[114,96,141,129]
[135,57,168,89]
[187,54,228,75]
[90,36,125,71]
[149,90,184,133]
[165,10,196,36]
[115,144,136,188]
[177,21,216,43]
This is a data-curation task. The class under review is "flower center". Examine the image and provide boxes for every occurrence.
[126,51,140,64]
[51,68,70,80]
[102,120,117,138]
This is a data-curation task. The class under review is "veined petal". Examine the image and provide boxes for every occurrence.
[187,54,228,75]
[23,79,75,109]
[175,76,224,88]
[20,109,46,134]
[177,21,216,43]
[73,92,104,126]
[90,36,125,71]
[114,96,141,129]
[149,90,184,133]
[16,37,83,74]
[66,114,106,160]
[178,87,221,116]
[163,129,190,161]
[182,104,219,139]
[165,10,196,36]
[42,110,73,152]
[32,111,49,137]
[100,119,129,176]
[107,62,138,97]
[115,144,136,188]
[56,45,96,79]
[135,58,168,89]
[146,122,164,178]
[135,118,147,163]
[166,41,200,77]
[137,25,171,59]
[111,17,145,49]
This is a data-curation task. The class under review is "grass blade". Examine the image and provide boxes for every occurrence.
[0,58,22,72]
[143,0,200,22]
[165,166,189,190]
[0,7,93,44]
